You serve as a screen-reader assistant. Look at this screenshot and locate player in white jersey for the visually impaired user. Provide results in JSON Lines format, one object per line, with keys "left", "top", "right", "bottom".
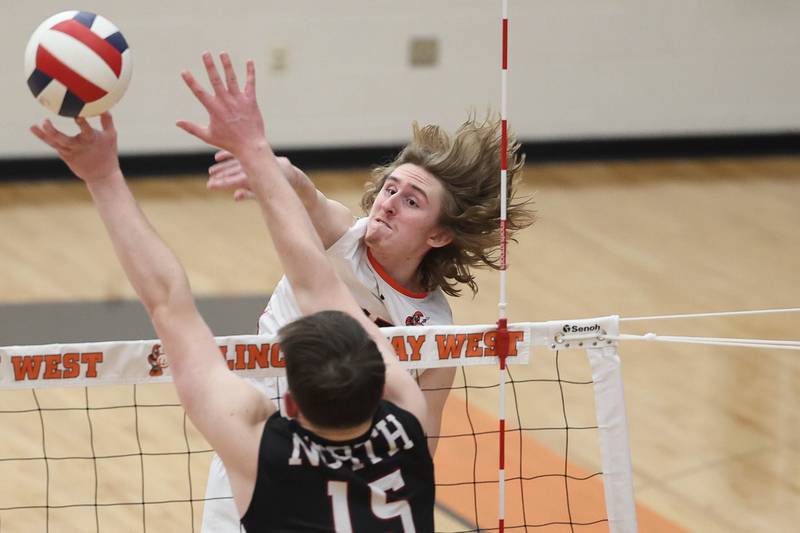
{"left": 260, "top": 217, "right": 453, "bottom": 337}
{"left": 200, "top": 113, "right": 534, "bottom": 531}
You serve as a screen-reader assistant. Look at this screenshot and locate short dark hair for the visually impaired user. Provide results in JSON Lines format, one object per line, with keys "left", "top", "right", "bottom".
{"left": 279, "top": 310, "right": 386, "bottom": 429}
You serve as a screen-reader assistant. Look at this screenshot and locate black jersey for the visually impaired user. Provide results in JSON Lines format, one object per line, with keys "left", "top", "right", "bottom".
{"left": 240, "top": 400, "right": 435, "bottom": 532}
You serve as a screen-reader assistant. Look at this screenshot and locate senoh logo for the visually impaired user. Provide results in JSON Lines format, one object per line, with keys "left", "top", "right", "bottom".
{"left": 562, "top": 324, "right": 601, "bottom": 334}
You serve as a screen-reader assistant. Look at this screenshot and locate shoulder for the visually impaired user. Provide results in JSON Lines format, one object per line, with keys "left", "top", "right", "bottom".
{"left": 427, "top": 288, "right": 453, "bottom": 322}
{"left": 326, "top": 217, "right": 367, "bottom": 254}
{"left": 258, "top": 413, "right": 301, "bottom": 471}
{"left": 378, "top": 400, "right": 428, "bottom": 441}
{"left": 394, "top": 289, "right": 453, "bottom": 327}
{"left": 264, "top": 409, "right": 288, "bottom": 430}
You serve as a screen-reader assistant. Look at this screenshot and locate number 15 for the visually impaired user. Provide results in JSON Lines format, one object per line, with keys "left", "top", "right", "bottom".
{"left": 327, "top": 469, "right": 416, "bottom": 532}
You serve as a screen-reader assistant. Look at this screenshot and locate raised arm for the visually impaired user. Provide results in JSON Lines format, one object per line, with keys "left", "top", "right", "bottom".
{"left": 30, "top": 113, "right": 273, "bottom": 515}
{"left": 177, "top": 52, "right": 429, "bottom": 432}
{"left": 207, "top": 151, "right": 354, "bottom": 248}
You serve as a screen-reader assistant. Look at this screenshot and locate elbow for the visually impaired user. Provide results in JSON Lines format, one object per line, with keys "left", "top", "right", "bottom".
{"left": 137, "top": 264, "right": 193, "bottom": 318}
{"left": 140, "top": 291, "right": 165, "bottom": 319}
{"left": 145, "top": 280, "right": 196, "bottom": 333}
{"left": 148, "top": 299, "right": 181, "bottom": 341}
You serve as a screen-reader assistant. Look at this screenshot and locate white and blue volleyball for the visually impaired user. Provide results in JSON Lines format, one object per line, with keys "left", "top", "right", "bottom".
{"left": 24, "top": 11, "right": 132, "bottom": 117}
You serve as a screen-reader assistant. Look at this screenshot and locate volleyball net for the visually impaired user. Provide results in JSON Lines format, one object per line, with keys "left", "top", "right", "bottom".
{"left": 0, "top": 316, "right": 636, "bottom": 533}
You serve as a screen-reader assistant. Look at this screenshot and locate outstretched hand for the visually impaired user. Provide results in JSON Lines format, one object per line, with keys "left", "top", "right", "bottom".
{"left": 208, "top": 150, "right": 304, "bottom": 202}
{"left": 207, "top": 150, "right": 254, "bottom": 201}
{"left": 177, "top": 52, "right": 267, "bottom": 156}
{"left": 30, "top": 113, "right": 120, "bottom": 183}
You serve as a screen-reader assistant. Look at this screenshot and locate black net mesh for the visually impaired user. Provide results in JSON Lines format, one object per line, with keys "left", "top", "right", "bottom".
{"left": 0, "top": 347, "right": 609, "bottom": 532}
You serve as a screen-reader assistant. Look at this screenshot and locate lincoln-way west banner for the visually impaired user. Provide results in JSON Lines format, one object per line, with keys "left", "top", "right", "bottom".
{"left": 0, "top": 322, "right": 538, "bottom": 390}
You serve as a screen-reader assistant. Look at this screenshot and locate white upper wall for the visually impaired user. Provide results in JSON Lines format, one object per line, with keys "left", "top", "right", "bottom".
{"left": 4, "top": 0, "right": 800, "bottom": 157}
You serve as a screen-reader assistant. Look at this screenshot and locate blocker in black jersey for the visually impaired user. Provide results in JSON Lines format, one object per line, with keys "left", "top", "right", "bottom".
{"left": 241, "top": 400, "right": 434, "bottom": 532}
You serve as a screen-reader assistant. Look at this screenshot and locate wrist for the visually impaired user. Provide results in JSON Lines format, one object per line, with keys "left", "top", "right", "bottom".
{"left": 233, "top": 138, "right": 272, "bottom": 161}
{"left": 85, "top": 167, "right": 125, "bottom": 196}
{"left": 236, "top": 143, "right": 278, "bottom": 182}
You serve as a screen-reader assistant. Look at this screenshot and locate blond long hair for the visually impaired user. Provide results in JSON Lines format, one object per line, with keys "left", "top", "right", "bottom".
{"left": 361, "top": 114, "right": 534, "bottom": 297}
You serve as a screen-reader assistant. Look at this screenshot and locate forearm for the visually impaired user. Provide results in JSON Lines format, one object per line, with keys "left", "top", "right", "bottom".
{"left": 288, "top": 165, "right": 319, "bottom": 209}
{"left": 237, "top": 146, "right": 339, "bottom": 309}
{"left": 86, "top": 170, "right": 191, "bottom": 315}
{"left": 281, "top": 164, "right": 353, "bottom": 248}
{"left": 88, "top": 170, "right": 267, "bottom": 468}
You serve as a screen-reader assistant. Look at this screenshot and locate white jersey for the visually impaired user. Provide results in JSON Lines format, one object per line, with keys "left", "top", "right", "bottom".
{"left": 258, "top": 217, "right": 453, "bottom": 335}
{"left": 202, "top": 217, "right": 453, "bottom": 533}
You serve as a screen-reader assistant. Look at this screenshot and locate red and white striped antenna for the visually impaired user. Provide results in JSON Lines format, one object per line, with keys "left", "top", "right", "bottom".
{"left": 496, "top": 0, "right": 510, "bottom": 531}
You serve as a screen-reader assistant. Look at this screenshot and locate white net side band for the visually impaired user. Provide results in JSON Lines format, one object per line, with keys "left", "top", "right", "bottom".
{"left": 587, "top": 345, "right": 638, "bottom": 533}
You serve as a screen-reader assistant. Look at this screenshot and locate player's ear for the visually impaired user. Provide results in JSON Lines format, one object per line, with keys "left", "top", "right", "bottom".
{"left": 427, "top": 227, "right": 453, "bottom": 249}
{"left": 284, "top": 392, "right": 299, "bottom": 418}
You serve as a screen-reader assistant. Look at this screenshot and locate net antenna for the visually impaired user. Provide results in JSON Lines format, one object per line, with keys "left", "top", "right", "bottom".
{"left": 496, "top": 1, "right": 511, "bottom": 531}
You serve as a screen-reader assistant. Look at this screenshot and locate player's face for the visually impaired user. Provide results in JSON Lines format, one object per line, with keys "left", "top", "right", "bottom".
{"left": 365, "top": 163, "right": 452, "bottom": 258}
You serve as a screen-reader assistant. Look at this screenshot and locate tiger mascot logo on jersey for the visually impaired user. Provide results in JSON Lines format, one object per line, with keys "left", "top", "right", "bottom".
{"left": 405, "top": 311, "right": 428, "bottom": 326}
{"left": 146, "top": 344, "right": 169, "bottom": 376}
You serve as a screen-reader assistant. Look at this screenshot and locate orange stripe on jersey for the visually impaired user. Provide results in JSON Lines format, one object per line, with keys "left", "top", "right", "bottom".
{"left": 367, "top": 248, "right": 429, "bottom": 299}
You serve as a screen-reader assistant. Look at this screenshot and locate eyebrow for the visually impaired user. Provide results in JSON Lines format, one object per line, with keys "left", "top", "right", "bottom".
{"left": 386, "top": 176, "right": 429, "bottom": 201}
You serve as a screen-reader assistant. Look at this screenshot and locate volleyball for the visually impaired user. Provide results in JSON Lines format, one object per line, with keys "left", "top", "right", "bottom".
{"left": 24, "top": 11, "right": 132, "bottom": 117}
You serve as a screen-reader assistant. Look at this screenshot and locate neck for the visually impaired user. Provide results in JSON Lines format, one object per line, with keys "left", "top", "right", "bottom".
{"left": 297, "top": 415, "right": 373, "bottom": 441}
{"left": 367, "top": 246, "right": 426, "bottom": 293}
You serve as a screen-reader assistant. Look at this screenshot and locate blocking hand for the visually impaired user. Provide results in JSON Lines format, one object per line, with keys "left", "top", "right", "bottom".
{"left": 207, "top": 149, "right": 253, "bottom": 201}
{"left": 177, "top": 52, "right": 267, "bottom": 156}
{"left": 208, "top": 150, "right": 302, "bottom": 202}
{"left": 30, "top": 113, "right": 120, "bottom": 183}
